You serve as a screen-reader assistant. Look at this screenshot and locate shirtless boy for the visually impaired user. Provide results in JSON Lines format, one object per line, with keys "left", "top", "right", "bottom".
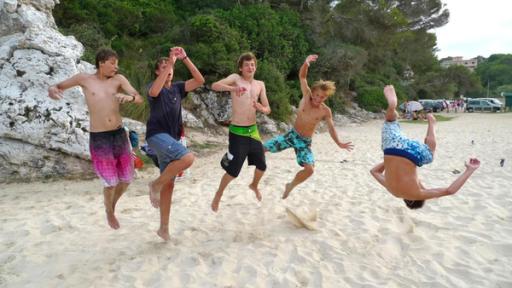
{"left": 48, "top": 48, "right": 143, "bottom": 229}
{"left": 264, "top": 54, "right": 353, "bottom": 199}
{"left": 370, "top": 85, "right": 480, "bottom": 209}
{"left": 210, "top": 52, "right": 271, "bottom": 212}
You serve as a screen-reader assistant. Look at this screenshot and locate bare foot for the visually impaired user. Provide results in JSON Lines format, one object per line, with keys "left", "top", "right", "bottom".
{"left": 426, "top": 113, "right": 436, "bottom": 124}
{"left": 106, "top": 211, "right": 120, "bottom": 230}
{"left": 149, "top": 181, "right": 160, "bottom": 208}
{"left": 249, "top": 184, "right": 262, "bottom": 202}
{"left": 383, "top": 85, "right": 397, "bottom": 109}
{"left": 157, "top": 229, "right": 170, "bottom": 241}
{"left": 282, "top": 183, "right": 293, "bottom": 199}
{"left": 211, "top": 195, "right": 221, "bottom": 212}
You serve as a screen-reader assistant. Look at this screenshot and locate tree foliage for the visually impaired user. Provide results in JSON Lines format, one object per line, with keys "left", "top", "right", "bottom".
{"left": 53, "top": 0, "right": 499, "bottom": 120}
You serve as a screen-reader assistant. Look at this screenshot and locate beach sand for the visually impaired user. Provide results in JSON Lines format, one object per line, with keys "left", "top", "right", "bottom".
{"left": 1, "top": 113, "right": 511, "bottom": 287}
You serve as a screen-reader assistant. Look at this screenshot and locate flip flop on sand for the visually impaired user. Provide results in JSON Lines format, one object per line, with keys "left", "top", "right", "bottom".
{"left": 286, "top": 207, "right": 317, "bottom": 230}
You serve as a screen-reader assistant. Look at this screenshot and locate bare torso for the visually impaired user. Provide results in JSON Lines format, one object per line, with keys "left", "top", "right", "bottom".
{"left": 293, "top": 97, "right": 328, "bottom": 137}
{"left": 80, "top": 74, "right": 125, "bottom": 132}
{"left": 384, "top": 155, "right": 422, "bottom": 198}
{"left": 230, "top": 77, "right": 264, "bottom": 126}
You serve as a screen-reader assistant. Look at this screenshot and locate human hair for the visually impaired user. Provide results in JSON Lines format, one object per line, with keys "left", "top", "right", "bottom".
{"left": 311, "top": 80, "right": 336, "bottom": 97}
{"left": 95, "top": 48, "right": 118, "bottom": 69}
{"left": 404, "top": 199, "right": 425, "bottom": 209}
{"left": 237, "top": 52, "right": 257, "bottom": 74}
{"left": 152, "top": 57, "right": 169, "bottom": 78}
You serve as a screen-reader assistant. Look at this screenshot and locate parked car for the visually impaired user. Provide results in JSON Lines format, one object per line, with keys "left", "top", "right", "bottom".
{"left": 466, "top": 99, "right": 501, "bottom": 112}
{"left": 475, "top": 98, "right": 504, "bottom": 109}
{"left": 418, "top": 99, "right": 443, "bottom": 112}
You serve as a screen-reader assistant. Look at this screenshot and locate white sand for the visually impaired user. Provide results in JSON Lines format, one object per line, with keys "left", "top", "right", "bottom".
{"left": 1, "top": 113, "right": 511, "bottom": 287}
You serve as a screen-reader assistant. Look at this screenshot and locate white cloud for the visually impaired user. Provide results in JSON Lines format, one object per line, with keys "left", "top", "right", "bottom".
{"left": 432, "top": 0, "right": 512, "bottom": 59}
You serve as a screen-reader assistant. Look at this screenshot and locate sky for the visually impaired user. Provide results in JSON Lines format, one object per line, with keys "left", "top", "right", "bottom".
{"left": 433, "top": 0, "right": 512, "bottom": 59}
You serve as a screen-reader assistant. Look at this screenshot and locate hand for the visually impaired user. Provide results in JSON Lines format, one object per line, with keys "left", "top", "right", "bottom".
{"left": 465, "top": 158, "right": 480, "bottom": 171}
{"left": 115, "top": 93, "right": 133, "bottom": 104}
{"left": 233, "top": 86, "right": 247, "bottom": 97}
{"left": 48, "top": 85, "right": 63, "bottom": 100}
{"left": 338, "top": 141, "right": 354, "bottom": 151}
{"left": 304, "top": 54, "right": 318, "bottom": 66}
{"left": 173, "top": 47, "right": 187, "bottom": 60}
{"left": 168, "top": 48, "right": 179, "bottom": 64}
{"left": 252, "top": 100, "right": 265, "bottom": 112}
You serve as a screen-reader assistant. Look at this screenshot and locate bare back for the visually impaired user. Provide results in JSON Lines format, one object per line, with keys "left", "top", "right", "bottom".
{"left": 79, "top": 74, "right": 126, "bottom": 132}
{"left": 294, "top": 95, "right": 329, "bottom": 137}
{"left": 384, "top": 155, "right": 422, "bottom": 198}
{"left": 230, "top": 75, "right": 265, "bottom": 126}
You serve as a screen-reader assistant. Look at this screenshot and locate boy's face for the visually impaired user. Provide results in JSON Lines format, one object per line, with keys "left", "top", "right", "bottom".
{"left": 99, "top": 57, "right": 118, "bottom": 78}
{"left": 310, "top": 89, "right": 328, "bottom": 107}
{"left": 156, "top": 60, "right": 173, "bottom": 82}
{"left": 239, "top": 60, "right": 256, "bottom": 78}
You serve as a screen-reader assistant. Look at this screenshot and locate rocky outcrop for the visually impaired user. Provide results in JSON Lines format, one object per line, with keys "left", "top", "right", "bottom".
{"left": 186, "top": 87, "right": 290, "bottom": 134}
{"left": 0, "top": 0, "right": 132, "bottom": 182}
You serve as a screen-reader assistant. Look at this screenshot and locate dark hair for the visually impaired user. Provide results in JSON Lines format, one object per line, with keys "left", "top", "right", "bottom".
{"left": 153, "top": 57, "right": 169, "bottom": 77}
{"left": 404, "top": 199, "right": 425, "bottom": 209}
{"left": 95, "top": 48, "right": 118, "bottom": 69}
{"left": 237, "top": 52, "right": 257, "bottom": 74}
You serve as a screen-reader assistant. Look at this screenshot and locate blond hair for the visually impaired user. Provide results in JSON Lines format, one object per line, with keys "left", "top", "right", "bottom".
{"left": 311, "top": 80, "right": 336, "bottom": 97}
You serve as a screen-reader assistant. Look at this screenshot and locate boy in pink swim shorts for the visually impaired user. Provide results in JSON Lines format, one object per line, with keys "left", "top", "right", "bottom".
{"left": 48, "top": 48, "right": 143, "bottom": 229}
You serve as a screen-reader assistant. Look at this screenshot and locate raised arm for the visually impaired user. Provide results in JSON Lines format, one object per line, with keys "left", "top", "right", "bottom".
{"left": 370, "top": 162, "right": 386, "bottom": 187}
{"left": 48, "top": 73, "right": 85, "bottom": 100}
{"left": 174, "top": 47, "right": 205, "bottom": 92}
{"left": 325, "top": 107, "right": 354, "bottom": 151}
{"left": 418, "top": 158, "right": 480, "bottom": 200}
{"left": 299, "top": 54, "right": 318, "bottom": 100}
{"left": 252, "top": 81, "right": 271, "bottom": 115}
{"left": 115, "top": 74, "right": 143, "bottom": 104}
{"left": 148, "top": 48, "right": 176, "bottom": 97}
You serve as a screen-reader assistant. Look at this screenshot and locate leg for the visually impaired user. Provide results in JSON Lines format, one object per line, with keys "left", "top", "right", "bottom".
{"left": 112, "top": 182, "right": 129, "bottom": 212}
{"left": 283, "top": 164, "right": 314, "bottom": 199}
{"left": 157, "top": 180, "right": 175, "bottom": 241}
{"left": 211, "top": 173, "right": 235, "bottom": 212}
{"left": 424, "top": 113, "right": 437, "bottom": 154}
{"left": 383, "top": 85, "right": 398, "bottom": 122}
{"left": 103, "top": 186, "right": 120, "bottom": 229}
{"left": 249, "top": 168, "right": 264, "bottom": 202}
{"left": 150, "top": 153, "right": 195, "bottom": 208}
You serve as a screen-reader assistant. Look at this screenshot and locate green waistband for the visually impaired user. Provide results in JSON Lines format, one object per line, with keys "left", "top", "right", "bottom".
{"left": 229, "top": 124, "right": 261, "bottom": 141}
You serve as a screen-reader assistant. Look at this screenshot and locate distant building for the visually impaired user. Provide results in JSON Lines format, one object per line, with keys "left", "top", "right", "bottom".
{"left": 440, "top": 56, "right": 479, "bottom": 71}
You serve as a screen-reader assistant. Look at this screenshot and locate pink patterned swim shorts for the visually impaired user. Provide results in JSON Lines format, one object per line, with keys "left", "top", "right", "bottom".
{"left": 89, "top": 127, "right": 133, "bottom": 187}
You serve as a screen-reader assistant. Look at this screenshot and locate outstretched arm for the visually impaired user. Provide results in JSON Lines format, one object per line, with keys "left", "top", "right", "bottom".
{"left": 325, "top": 107, "right": 354, "bottom": 151}
{"left": 299, "top": 54, "right": 317, "bottom": 101}
{"left": 48, "top": 73, "right": 84, "bottom": 100}
{"left": 419, "top": 158, "right": 480, "bottom": 200}
{"left": 370, "top": 162, "right": 386, "bottom": 187}
{"left": 173, "top": 47, "right": 205, "bottom": 92}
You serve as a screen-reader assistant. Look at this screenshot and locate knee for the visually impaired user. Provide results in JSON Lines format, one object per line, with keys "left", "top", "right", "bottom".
{"left": 304, "top": 165, "right": 314, "bottom": 176}
{"left": 182, "top": 153, "right": 195, "bottom": 167}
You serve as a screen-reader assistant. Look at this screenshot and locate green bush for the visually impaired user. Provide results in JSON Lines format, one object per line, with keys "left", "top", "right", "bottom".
{"left": 256, "top": 61, "right": 292, "bottom": 122}
{"left": 356, "top": 86, "right": 387, "bottom": 112}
